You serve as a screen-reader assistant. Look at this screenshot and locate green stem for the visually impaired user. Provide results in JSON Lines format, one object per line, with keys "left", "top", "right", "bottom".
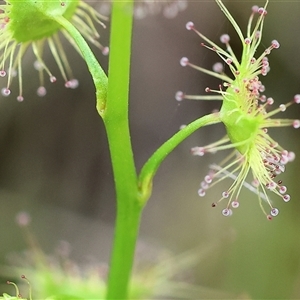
{"left": 103, "top": 1, "right": 140, "bottom": 299}
{"left": 56, "top": 7, "right": 139, "bottom": 298}
{"left": 138, "top": 113, "right": 221, "bottom": 205}
{"left": 54, "top": 16, "right": 108, "bottom": 113}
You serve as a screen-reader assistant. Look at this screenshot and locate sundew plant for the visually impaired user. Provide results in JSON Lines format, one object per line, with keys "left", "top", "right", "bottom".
{"left": 0, "top": 0, "right": 299, "bottom": 299}
{"left": 179, "top": 1, "right": 299, "bottom": 219}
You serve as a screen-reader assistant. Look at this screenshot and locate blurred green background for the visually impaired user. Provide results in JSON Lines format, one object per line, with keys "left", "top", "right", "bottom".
{"left": 0, "top": 1, "right": 300, "bottom": 299}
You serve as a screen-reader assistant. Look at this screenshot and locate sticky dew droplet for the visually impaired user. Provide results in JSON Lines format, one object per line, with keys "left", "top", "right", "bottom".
{"left": 37, "top": 86, "right": 47, "bottom": 97}
{"left": 1, "top": 87, "right": 10, "bottom": 96}
{"left": 222, "top": 208, "right": 232, "bottom": 217}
